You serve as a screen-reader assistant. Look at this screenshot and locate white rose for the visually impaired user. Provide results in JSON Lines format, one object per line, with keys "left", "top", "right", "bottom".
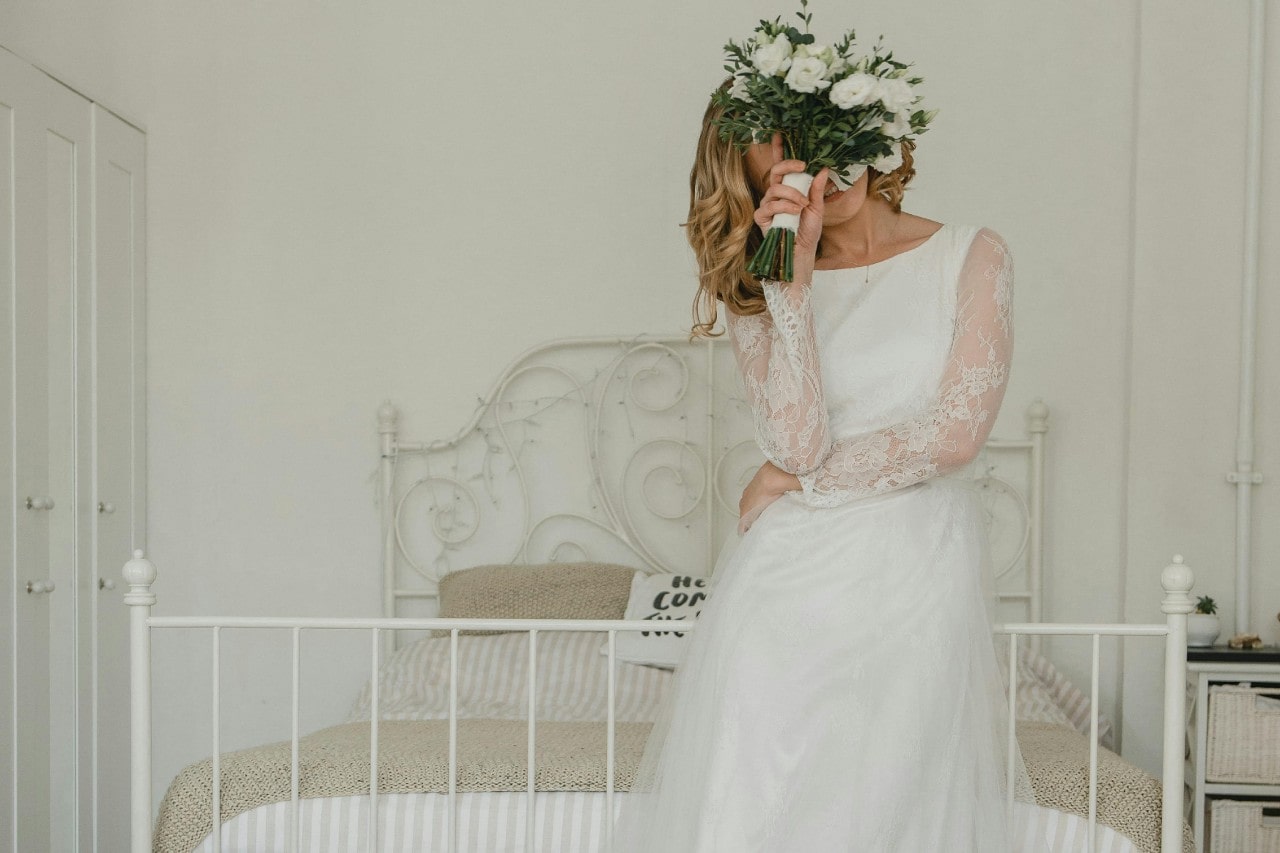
{"left": 752, "top": 34, "right": 793, "bottom": 77}
{"left": 871, "top": 142, "right": 904, "bottom": 173}
{"left": 795, "top": 43, "right": 832, "bottom": 64}
{"left": 799, "top": 45, "right": 848, "bottom": 80}
{"left": 876, "top": 76, "right": 916, "bottom": 113}
{"left": 879, "top": 111, "right": 913, "bottom": 139}
{"left": 829, "top": 73, "right": 879, "bottom": 109}
{"left": 728, "top": 73, "right": 752, "bottom": 103}
{"left": 784, "top": 56, "right": 832, "bottom": 93}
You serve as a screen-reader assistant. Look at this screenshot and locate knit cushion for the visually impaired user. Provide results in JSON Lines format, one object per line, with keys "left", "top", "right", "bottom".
{"left": 434, "top": 562, "right": 638, "bottom": 635}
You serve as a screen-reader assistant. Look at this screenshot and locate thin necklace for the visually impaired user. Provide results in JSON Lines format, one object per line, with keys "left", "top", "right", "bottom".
{"left": 864, "top": 214, "right": 902, "bottom": 285}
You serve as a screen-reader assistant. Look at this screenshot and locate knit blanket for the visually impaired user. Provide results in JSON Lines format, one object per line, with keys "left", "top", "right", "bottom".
{"left": 154, "top": 719, "right": 1190, "bottom": 853}
{"left": 1017, "top": 722, "right": 1194, "bottom": 853}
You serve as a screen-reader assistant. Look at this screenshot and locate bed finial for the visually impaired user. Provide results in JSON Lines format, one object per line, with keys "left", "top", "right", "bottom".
{"left": 122, "top": 549, "right": 157, "bottom": 606}
{"left": 377, "top": 401, "right": 399, "bottom": 434}
{"left": 1160, "top": 553, "right": 1195, "bottom": 614}
{"left": 1026, "top": 398, "right": 1049, "bottom": 434}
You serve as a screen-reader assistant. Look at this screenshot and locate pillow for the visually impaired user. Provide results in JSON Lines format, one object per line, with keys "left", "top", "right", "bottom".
{"left": 434, "top": 562, "right": 637, "bottom": 636}
{"left": 609, "top": 573, "right": 711, "bottom": 669}
{"left": 997, "top": 646, "right": 1115, "bottom": 746}
{"left": 347, "top": 630, "right": 671, "bottom": 723}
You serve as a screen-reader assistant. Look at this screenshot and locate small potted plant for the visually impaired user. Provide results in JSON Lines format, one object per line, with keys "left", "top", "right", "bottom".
{"left": 1187, "top": 595, "right": 1221, "bottom": 647}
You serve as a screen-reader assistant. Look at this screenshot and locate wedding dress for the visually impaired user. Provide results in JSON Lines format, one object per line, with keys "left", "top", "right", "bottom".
{"left": 612, "top": 223, "right": 1044, "bottom": 852}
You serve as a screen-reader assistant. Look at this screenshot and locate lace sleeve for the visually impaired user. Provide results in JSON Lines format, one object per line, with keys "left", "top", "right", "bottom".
{"left": 725, "top": 280, "right": 832, "bottom": 475}
{"left": 795, "top": 227, "right": 1015, "bottom": 507}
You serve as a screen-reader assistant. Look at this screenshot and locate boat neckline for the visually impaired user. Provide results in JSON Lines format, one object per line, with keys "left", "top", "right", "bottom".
{"left": 812, "top": 223, "right": 948, "bottom": 274}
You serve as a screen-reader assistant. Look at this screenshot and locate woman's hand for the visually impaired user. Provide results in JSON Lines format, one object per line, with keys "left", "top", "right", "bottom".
{"left": 752, "top": 132, "right": 829, "bottom": 279}
{"left": 738, "top": 460, "right": 803, "bottom": 534}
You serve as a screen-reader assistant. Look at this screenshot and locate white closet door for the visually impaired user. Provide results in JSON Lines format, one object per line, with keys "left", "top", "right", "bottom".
{"left": 2, "top": 47, "right": 93, "bottom": 852}
{"left": 89, "top": 103, "right": 146, "bottom": 853}
{"left": 0, "top": 53, "right": 17, "bottom": 853}
{"left": 46, "top": 73, "right": 93, "bottom": 853}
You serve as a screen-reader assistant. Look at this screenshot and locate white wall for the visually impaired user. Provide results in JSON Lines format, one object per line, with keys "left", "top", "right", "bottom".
{"left": 1, "top": 0, "right": 1275, "bottom": 800}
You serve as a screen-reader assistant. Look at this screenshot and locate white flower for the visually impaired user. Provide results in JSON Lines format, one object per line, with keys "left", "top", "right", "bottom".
{"left": 798, "top": 44, "right": 848, "bottom": 79}
{"left": 784, "top": 56, "right": 832, "bottom": 93}
{"left": 876, "top": 76, "right": 916, "bottom": 113}
{"left": 728, "top": 73, "right": 752, "bottom": 103}
{"left": 879, "top": 111, "right": 913, "bottom": 139}
{"left": 752, "top": 34, "right": 793, "bottom": 77}
{"left": 871, "top": 142, "right": 904, "bottom": 173}
{"left": 829, "top": 73, "right": 879, "bottom": 109}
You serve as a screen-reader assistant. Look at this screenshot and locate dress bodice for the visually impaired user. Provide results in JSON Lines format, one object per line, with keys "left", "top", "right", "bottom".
{"left": 809, "top": 223, "right": 982, "bottom": 437}
{"left": 724, "top": 221, "right": 1014, "bottom": 508}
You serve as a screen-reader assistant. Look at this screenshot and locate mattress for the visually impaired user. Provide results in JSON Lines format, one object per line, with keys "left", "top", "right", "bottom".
{"left": 194, "top": 792, "right": 1143, "bottom": 853}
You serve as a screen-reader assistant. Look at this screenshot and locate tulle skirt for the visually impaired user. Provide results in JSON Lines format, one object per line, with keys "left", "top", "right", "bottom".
{"left": 612, "top": 477, "right": 1035, "bottom": 853}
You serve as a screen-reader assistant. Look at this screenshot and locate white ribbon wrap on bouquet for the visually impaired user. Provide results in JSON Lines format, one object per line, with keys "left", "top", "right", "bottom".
{"left": 771, "top": 171, "right": 814, "bottom": 233}
{"left": 769, "top": 163, "right": 871, "bottom": 232}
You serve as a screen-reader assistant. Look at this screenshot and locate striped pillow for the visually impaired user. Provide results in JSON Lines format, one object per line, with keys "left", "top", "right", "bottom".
{"left": 347, "top": 630, "right": 670, "bottom": 722}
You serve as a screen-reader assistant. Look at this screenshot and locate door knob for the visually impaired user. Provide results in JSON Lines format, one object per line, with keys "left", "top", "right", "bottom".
{"left": 25, "top": 496, "right": 55, "bottom": 510}
{"left": 26, "top": 580, "right": 55, "bottom": 594}
{"left": 98, "top": 578, "right": 116, "bottom": 591}
{"left": 98, "top": 501, "right": 115, "bottom": 514}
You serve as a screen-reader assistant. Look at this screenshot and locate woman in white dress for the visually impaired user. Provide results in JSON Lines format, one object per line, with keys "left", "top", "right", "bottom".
{"left": 611, "top": 93, "right": 1035, "bottom": 852}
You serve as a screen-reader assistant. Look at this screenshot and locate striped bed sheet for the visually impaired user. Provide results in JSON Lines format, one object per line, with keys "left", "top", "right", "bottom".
{"left": 192, "top": 793, "right": 1142, "bottom": 853}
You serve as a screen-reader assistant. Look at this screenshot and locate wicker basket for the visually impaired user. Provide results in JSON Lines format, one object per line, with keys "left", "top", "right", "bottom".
{"left": 1209, "top": 800, "right": 1280, "bottom": 853}
{"left": 1206, "top": 684, "right": 1280, "bottom": 783}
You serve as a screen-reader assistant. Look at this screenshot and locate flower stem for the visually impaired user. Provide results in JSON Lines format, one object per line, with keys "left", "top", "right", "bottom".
{"left": 747, "top": 226, "right": 800, "bottom": 282}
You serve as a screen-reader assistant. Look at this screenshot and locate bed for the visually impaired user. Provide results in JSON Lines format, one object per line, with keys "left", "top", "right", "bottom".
{"left": 124, "top": 335, "right": 1196, "bottom": 852}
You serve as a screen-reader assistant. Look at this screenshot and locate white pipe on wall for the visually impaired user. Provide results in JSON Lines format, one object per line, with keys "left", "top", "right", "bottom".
{"left": 1230, "top": 0, "right": 1267, "bottom": 637}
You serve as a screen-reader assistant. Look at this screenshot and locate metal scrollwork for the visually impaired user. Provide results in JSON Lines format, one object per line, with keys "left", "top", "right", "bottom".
{"left": 380, "top": 336, "right": 1048, "bottom": 625}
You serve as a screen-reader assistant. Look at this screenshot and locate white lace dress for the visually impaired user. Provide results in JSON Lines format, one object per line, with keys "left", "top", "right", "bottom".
{"left": 612, "top": 223, "right": 1037, "bottom": 852}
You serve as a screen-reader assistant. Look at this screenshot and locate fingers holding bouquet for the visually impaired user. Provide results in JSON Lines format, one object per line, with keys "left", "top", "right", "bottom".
{"left": 752, "top": 134, "right": 830, "bottom": 263}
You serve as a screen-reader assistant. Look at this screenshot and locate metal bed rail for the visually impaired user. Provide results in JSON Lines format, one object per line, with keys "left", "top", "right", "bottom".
{"left": 124, "top": 551, "right": 1193, "bottom": 853}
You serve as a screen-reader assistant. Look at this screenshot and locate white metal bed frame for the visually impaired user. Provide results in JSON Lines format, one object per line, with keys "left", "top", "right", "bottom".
{"left": 125, "top": 334, "right": 1194, "bottom": 852}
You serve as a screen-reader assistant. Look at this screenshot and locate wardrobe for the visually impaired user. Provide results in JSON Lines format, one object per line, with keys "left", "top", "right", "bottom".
{"left": 1, "top": 46, "right": 147, "bottom": 852}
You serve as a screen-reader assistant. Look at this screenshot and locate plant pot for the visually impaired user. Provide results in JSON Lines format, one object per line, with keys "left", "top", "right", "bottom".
{"left": 1187, "top": 613, "right": 1221, "bottom": 648}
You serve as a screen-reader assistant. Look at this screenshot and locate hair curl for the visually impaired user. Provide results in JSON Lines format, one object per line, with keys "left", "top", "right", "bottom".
{"left": 685, "top": 84, "right": 918, "bottom": 338}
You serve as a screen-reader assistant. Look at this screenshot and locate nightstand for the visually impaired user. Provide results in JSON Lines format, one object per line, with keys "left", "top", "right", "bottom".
{"left": 1187, "top": 645, "right": 1280, "bottom": 852}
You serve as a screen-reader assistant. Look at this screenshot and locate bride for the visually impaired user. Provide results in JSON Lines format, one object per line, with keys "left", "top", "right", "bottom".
{"left": 611, "top": 87, "right": 1037, "bottom": 852}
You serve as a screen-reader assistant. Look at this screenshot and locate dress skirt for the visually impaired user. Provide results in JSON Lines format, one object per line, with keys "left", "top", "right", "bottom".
{"left": 611, "top": 476, "right": 1024, "bottom": 853}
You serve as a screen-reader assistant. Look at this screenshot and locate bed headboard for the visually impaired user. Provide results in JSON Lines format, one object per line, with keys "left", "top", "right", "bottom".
{"left": 378, "top": 334, "right": 1048, "bottom": 626}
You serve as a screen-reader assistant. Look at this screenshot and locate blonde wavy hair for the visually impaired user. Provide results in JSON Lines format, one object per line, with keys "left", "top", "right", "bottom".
{"left": 685, "top": 84, "right": 918, "bottom": 338}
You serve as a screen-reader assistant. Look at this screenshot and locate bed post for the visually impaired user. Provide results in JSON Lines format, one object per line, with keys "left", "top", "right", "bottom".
{"left": 1160, "top": 554, "right": 1193, "bottom": 853}
{"left": 123, "top": 549, "right": 158, "bottom": 853}
{"left": 1026, "top": 398, "right": 1049, "bottom": 653}
{"left": 378, "top": 402, "right": 399, "bottom": 655}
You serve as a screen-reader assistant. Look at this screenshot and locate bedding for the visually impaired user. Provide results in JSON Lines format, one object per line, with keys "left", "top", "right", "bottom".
{"left": 609, "top": 573, "right": 709, "bottom": 669}
{"left": 165, "top": 718, "right": 1184, "bottom": 853}
{"left": 433, "top": 563, "right": 637, "bottom": 636}
{"left": 348, "top": 630, "right": 1111, "bottom": 739}
{"left": 189, "top": 794, "right": 1150, "bottom": 853}
{"left": 160, "top": 631, "right": 1178, "bottom": 853}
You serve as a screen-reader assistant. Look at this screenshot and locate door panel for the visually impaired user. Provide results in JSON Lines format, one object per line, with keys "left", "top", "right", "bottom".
{"left": 2, "top": 46, "right": 94, "bottom": 852}
{"left": 7, "top": 48, "right": 55, "bottom": 853}
{"left": 90, "top": 104, "right": 145, "bottom": 853}
{"left": 0, "top": 77, "right": 16, "bottom": 853}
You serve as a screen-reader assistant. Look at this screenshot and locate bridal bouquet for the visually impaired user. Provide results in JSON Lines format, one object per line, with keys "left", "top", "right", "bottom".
{"left": 713, "top": 1, "right": 939, "bottom": 281}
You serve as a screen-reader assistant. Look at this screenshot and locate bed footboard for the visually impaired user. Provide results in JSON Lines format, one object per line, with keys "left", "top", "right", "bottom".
{"left": 123, "top": 551, "right": 1194, "bottom": 853}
